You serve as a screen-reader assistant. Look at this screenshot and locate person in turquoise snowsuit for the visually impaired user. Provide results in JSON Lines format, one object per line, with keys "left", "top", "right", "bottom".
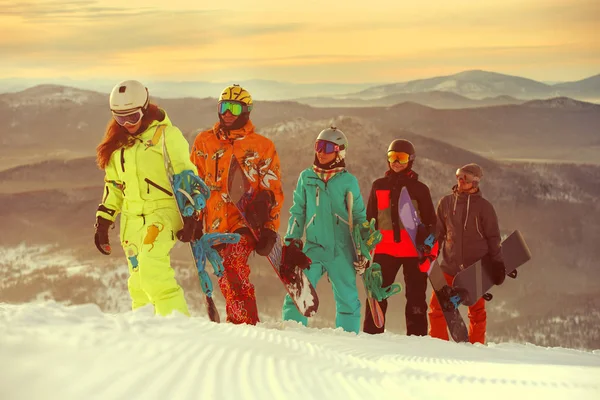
{"left": 282, "top": 126, "right": 370, "bottom": 333}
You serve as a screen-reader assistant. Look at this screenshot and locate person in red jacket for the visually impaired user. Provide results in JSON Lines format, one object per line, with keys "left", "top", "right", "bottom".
{"left": 363, "top": 140, "right": 436, "bottom": 335}
{"left": 429, "top": 163, "right": 506, "bottom": 344}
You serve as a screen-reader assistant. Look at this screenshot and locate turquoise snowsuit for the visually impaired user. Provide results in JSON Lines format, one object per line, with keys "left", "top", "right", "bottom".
{"left": 282, "top": 168, "right": 368, "bottom": 333}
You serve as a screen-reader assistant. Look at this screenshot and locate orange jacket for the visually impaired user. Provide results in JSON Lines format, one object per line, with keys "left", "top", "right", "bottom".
{"left": 190, "top": 120, "right": 283, "bottom": 234}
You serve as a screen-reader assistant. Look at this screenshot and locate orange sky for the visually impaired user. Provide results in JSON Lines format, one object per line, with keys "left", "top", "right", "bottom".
{"left": 0, "top": 0, "right": 598, "bottom": 83}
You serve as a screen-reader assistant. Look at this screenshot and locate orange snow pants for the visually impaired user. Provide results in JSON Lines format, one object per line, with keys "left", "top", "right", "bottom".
{"left": 428, "top": 272, "right": 487, "bottom": 344}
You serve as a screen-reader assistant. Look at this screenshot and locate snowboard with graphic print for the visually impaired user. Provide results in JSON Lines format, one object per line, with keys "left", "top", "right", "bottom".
{"left": 229, "top": 157, "right": 319, "bottom": 317}
{"left": 398, "top": 186, "right": 469, "bottom": 343}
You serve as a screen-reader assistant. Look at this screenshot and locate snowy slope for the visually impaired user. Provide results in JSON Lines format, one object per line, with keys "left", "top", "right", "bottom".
{"left": 1, "top": 302, "right": 599, "bottom": 400}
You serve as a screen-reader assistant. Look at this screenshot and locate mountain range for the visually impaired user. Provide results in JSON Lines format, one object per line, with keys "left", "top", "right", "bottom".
{"left": 1, "top": 70, "right": 599, "bottom": 106}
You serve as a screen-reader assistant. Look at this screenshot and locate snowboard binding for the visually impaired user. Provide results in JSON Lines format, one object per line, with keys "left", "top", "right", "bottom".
{"left": 363, "top": 263, "right": 402, "bottom": 302}
{"left": 281, "top": 239, "right": 311, "bottom": 282}
{"left": 436, "top": 285, "right": 465, "bottom": 311}
{"left": 173, "top": 170, "right": 211, "bottom": 217}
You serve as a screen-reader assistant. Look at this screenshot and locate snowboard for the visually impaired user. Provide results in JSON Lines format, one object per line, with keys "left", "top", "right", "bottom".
{"left": 452, "top": 230, "right": 531, "bottom": 306}
{"left": 228, "top": 157, "right": 319, "bottom": 317}
{"left": 346, "top": 191, "right": 385, "bottom": 329}
{"left": 161, "top": 127, "right": 239, "bottom": 323}
{"left": 398, "top": 186, "right": 469, "bottom": 343}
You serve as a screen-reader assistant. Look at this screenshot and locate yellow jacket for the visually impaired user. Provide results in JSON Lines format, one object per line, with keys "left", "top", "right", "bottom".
{"left": 96, "top": 111, "right": 197, "bottom": 221}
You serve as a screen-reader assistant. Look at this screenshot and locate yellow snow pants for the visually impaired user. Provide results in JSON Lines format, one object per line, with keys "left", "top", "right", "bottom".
{"left": 120, "top": 206, "right": 189, "bottom": 317}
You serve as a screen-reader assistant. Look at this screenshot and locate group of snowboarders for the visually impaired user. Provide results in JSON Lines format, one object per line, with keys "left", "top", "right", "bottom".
{"left": 94, "top": 80, "right": 507, "bottom": 344}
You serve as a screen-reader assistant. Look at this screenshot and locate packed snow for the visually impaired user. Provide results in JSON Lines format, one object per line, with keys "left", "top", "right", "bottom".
{"left": 1, "top": 302, "right": 599, "bottom": 400}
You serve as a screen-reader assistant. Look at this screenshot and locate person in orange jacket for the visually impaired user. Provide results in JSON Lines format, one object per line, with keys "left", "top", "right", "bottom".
{"left": 429, "top": 163, "right": 506, "bottom": 344}
{"left": 189, "top": 84, "right": 284, "bottom": 325}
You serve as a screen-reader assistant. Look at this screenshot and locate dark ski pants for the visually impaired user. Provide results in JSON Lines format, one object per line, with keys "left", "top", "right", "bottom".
{"left": 363, "top": 254, "right": 428, "bottom": 335}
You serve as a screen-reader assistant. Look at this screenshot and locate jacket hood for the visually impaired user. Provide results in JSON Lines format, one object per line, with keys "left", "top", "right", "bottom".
{"left": 213, "top": 119, "right": 255, "bottom": 141}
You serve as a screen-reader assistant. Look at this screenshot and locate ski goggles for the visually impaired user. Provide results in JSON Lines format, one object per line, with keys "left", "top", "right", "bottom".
{"left": 455, "top": 169, "right": 479, "bottom": 183}
{"left": 218, "top": 101, "right": 251, "bottom": 116}
{"left": 387, "top": 151, "right": 412, "bottom": 164}
{"left": 112, "top": 108, "right": 143, "bottom": 126}
{"left": 315, "top": 140, "right": 340, "bottom": 154}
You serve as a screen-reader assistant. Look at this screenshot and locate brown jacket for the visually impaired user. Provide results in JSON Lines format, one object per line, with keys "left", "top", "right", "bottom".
{"left": 436, "top": 186, "right": 502, "bottom": 276}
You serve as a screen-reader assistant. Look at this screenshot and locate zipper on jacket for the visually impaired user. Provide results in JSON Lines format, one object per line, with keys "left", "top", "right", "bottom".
{"left": 120, "top": 148, "right": 125, "bottom": 172}
{"left": 475, "top": 217, "right": 484, "bottom": 238}
{"left": 316, "top": 187, "right": 320, "bottom": 206}
{"left": 307, "top": 214, "right": 316, "bottom": 227}
{"left": 288, "top": 218, "right": 300, "bottom": 236}
{"left": 335, "top": 214, "right": 350, "bottom": 226}
{"left": 145, "top": 178, "right": 173, "bottom": 196}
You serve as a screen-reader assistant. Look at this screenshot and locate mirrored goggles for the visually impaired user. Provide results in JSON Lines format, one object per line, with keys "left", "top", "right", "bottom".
{"left": 455, "top": 169, "right": 479, "bottom": 183}
{"left": 112, "top": 109, "right": 143, "bottom": 126}
{"left": 387, "top": 151, "right": 411, "bottom": 164}
{"left": 315, "top": 140, "right": 340, "bottom": 154}
{"left": 218, "top": 101, "right": 251, "bottom": 116}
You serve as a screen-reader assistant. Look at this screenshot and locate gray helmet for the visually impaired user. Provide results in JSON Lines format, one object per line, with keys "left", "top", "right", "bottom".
{"left": 316, "top": 126, "right": 348, "bottom": 158}
{"left": 456, "top": 163, "right": 483, "bottom": 187}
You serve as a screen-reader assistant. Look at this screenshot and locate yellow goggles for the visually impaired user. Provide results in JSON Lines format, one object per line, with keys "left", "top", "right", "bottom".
{"left": 387, "top": 151, "right": 411, "bottom": 164}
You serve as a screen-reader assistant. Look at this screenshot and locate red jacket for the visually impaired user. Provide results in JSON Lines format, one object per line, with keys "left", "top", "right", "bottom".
{"left": 367, "top": 170, "right": 436, "bottom": 258}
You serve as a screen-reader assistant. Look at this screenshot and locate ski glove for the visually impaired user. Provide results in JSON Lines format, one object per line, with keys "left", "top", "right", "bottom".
{"left": 490, "top": 259, "right": 506, "bottom": 285}
{"left": 255, "top": 228, "right": 278, "bottom": 256}
{"left": 282, "top": 239, "right": 311, "bottom": 270}
{"left": 416, "top": 224, "right": 433, "bottom": 248}
{"left": 177, "top": 214, "right": 203, "bottom": 243}
{"left": 353, "top": 255, "right": 369, "bottom": 275}
{"left": 94, "top": 216, "right": 112, "bottom": 255}
{"left": 246, "top": 190, "right": 275, "bottom": 230}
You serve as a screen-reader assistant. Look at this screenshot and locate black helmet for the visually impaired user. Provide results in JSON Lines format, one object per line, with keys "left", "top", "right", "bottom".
{"left": 387, "top": 139, "right": 415, "bottom": 156}
{"left": 387, "top": 139, "right": 416, "bottom": 171}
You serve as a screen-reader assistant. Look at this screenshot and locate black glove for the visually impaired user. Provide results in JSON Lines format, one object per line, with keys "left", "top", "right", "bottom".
{"left": 282, "top": 239, "right": 311, "bottom": 270}
{"left": 177, "top": 214, "right": 203, "bottom": 243}
{"left": 94, "top": 216, "right": 112, "bottom": 255}
{"left": 416, "top": 224, "right": 430, "bottom": 248}
{"left": 490, "top": 259, "right": 506, "bottom": 285}
{"left": 246, "top": 190, "right": 275, "bottom": 230}
{"left": 255, "top": 228, "right": 277, "bottom": 256}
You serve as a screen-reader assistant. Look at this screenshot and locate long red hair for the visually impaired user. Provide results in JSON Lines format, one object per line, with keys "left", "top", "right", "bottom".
{"left": 96, "top": 104, "right": 165, "bottom": 169}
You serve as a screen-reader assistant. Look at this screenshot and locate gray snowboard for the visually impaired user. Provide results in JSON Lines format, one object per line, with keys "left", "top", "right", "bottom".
{"left": 452, "top": 230, "right": 531, "bottom": 306}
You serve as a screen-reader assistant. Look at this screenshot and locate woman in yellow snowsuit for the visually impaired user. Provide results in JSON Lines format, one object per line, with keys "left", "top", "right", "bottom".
{"left": 94, "top": 80, "right": 197, "bottom": 316}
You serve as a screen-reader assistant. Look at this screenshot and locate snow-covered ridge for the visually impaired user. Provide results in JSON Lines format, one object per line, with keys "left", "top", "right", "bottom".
{"left": 0, "top": 301, "right": 599, "bottom": 400}
{"left": 0, "top": 84, "right": 103, "bottom": 108}
{"left": 523, "top": 97, "right": 600, "bottom": 110}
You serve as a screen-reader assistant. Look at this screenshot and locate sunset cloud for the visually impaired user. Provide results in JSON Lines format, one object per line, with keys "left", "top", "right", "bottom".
{"left": 0, "top": 0, "right": 598, "bottom": 83}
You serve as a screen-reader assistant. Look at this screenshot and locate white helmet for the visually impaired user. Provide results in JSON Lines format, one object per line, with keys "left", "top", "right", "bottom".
{"left": 316, "top": 126, "right": 348, "bottom": 159}
{"left": 109, "top": 80, "right": 149, "bottom": 113}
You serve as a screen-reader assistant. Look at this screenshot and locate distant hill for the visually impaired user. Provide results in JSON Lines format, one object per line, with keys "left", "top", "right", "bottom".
{"left": 293, "top": 91, "right": 524, "bottom": 109}
{"left": 342, "top": 70, "right": 600, "bottom": 102}
{"left": 1, "top": 86, "right": 599, "bottom": 171}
